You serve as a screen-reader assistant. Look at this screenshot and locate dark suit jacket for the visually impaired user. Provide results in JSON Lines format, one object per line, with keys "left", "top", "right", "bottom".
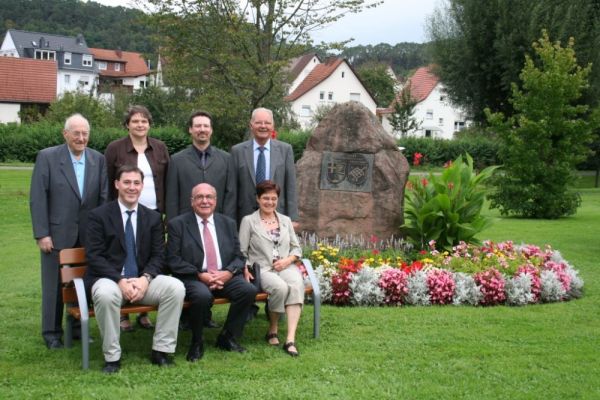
{"left": 104, "top": 135, "right": 169, "bottom": 213}
{"left": 166, "top": 211, "right": 245, "bottom": 281}
{"left": 30, "top": 144, "right": 108, "bottom": 249}
{"left": 224, "top": 139, "right": 298, "bottom": 223}
{"left": 165, "top": 145, "right": 230, "bottom": 221}
{"left": 84, "top": 200, "right": 165, "bottom": 294}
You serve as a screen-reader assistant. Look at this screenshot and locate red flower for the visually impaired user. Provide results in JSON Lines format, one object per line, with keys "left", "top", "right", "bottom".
{"left": 271, "top": 130, "right": 278, "bottom": 139}
{"left": 447, "top": 182, "right": 454, "bottom": 190}
{"left": 413, "top": 152, "right": 423, "bottom": 166}
{"left": 421, "top": 178, "right": 429, "bottom": 187}
{"left": 443, "top": 160, "right": 453, "bottom": 168}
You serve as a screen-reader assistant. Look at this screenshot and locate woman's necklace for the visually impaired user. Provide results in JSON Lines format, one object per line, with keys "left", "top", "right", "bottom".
{"left": 261, "top": 218, "right": 277, "bottom": 225}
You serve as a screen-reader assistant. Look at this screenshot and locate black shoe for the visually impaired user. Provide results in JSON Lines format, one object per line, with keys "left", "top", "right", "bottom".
{"left": 283, "top": 341, "right": 299, "bottom": 357}
{"left": 102, "top": 360, "right": 121, "bottom": 373}
{"left": 204, "top": 319, "right": 220, "bottom": 329}
{"left": 44, "top": 338, "right": 64, "bottom": 349}
{"left": 246, "top": 304, "right": 260, "bottom": 323}
{"left": 186, "top": 340, "right": 204, "bottom": 362}
{"left": 150, "top": 350, "right": 174, "bottom": 367}
{"left": 216, "top": 332, "right": 247, "bottom": 353}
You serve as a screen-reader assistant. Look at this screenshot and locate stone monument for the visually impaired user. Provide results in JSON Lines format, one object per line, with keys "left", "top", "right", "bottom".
{"left": 296, "top": 101, "right": 410, "bottom": 239}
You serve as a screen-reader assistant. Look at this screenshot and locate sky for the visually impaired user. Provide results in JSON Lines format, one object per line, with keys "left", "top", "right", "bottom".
{"left": 88, "top": 0, "right": 440, "bottom": 45}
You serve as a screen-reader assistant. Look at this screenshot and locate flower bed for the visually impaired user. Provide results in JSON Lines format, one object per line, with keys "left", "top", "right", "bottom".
{"left": 308, "top": 241, "right": 584, "bottom": 306}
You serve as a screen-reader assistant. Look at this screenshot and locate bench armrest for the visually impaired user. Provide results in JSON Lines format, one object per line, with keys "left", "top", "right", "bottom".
{"left": 73, "top": 278, "right": 90, "bottom": 322}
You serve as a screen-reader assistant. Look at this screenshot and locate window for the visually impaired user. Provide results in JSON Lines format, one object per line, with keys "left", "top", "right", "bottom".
{"left": 63, "top": 52, "right": 71, "bottom": 65}
{"left": 438, "top": 117, "right": 444, "bottom": 126}
{"left": 426, "top": 110, "right": 433, "bottom": 119}
{"left": 341, "top": 71, "right": 345, "bottom": 78}
{"left": 64, "top": 74, "right": 70, "bottom": 84}
{"left": 82, "top": 54, "right": 92, "bottom": 67}
{"left": 96, "top": 61, "right": 107, "bottom": 70}
{"left": 319, "top": 91, "right": 325, "bottom": 100}
{"left": 350, "top": 92, "right": 361, "bottom": 102}
{"left": 77, "top": 76, "right": 90, "bottom": 87}
{"left": 34, "top": 50, "right": 56, "bottom": 61}
{"left": 425, "top": 130, "right": 432, "bottom": 138}
{"left": 439, "top": 95, "right": 446, "bottom": 102}
{"left": 301, "top": 105, "right": 312, "bottom": 117}
{"left": 328, "top": 92, "right": 333, "bottom": 101}
{"left": 114, "top": 63, "right": 121, "bottom": 71}
{"left": 454, "top": 121, "right": 466, "bottom": 132}
{"left": 139, "top": 80, "right": 147, "bottom": 88}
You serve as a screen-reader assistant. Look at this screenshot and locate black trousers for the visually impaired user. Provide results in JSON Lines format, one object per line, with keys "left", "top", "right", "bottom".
{"left": 184, "top": 274, "right": 257, "bottom": 342}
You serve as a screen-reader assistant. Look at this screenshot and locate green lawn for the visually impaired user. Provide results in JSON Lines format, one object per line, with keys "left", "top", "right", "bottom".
{"left": 1, "top": 169, "right": 599, "bottom": 399}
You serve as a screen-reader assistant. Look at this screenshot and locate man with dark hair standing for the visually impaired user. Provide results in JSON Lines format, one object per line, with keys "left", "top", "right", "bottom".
{"left": 85, "top": 165, "right": 185, "bottom": 373}
{"left": 165, "top": 110, "right": 230, "bottom": 221}
{"left": 30, "top": 113, "right": 108, "bottom": 349}
{"left": 224, "top": 107, "right": 298, "bottom": 227}
{"left": 167, "top": 183, "right": 257, "bottom": 362}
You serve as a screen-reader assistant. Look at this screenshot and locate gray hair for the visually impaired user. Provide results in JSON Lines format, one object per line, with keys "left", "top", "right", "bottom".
{"left": 64, "top": 113, "right": 90, "bottom": 132}
{"left": 250, "top": 107, "right": 274, "bottom": 123}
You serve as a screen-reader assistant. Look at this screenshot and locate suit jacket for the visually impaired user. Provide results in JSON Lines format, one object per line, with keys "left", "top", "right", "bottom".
{"left": 166, "top": 211, "right": 245, "bottom": 281}
{"left": 224, "top": 139, "right": 298, "bottom": 223}
{"left": 84, "top": 200, "right": 165, "bottom": 293}
{"left": 165, "top": 145, "right": 230, "bottom": 221}
{"left": 238, "top": 210, "right": 302, "bottom": 273}
{"left": 30, "top": 144, "right": 108, "bottom": 249}
{"left": 104, "top": 135, "right": 170, "bottom": 213}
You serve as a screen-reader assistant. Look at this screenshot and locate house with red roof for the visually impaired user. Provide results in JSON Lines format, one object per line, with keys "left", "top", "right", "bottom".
{"left": 89, "top": 48, "right": 150, "bottom": 100}
{"left": 0, "top": 57, "right": 57, "bottom": 123}
{"left": 378, "top": 66, "right": 470, "bottom": 139}
{"left": 285, "top": 57, "right": 377, "bottom": 129}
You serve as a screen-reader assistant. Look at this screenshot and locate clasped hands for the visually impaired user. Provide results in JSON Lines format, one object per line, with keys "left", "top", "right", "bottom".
{"left": 118, "top": 277, "right": 149, "bottom": 303}
{"left": 198, "top": 270, "right": 233, "bottom": 290}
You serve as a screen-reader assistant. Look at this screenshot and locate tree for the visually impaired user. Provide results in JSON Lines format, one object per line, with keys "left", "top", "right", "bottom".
{"left": 46, "top": 92, "right": 118, "bottom": 128}
{"left": 145, "top": 0, "right": 382, "bottom": 146}
{"left": 486, "top": 31, "right": 599, "bottom": 219}
{"left": 389, "top": 84, "right": 420, "bottom": 136}
{"left": 427, "top": 0, "right": 600, "bottom": 123}
{"left": 356, "top": 62, "right": 395, "bottom": 107}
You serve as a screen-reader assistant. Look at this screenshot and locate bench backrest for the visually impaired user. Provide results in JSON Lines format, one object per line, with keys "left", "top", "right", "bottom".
{"left": 59, "top": 247, "right": 87, "bottom": 304}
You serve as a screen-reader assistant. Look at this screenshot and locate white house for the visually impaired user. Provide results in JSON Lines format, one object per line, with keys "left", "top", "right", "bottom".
{"left": 285, "top": 57, "right": 377, "bottom": 129}
{"left": 1, "top": 29, "right": 96, "bottom": 96}
{"left": 0, "top": 57, "right": 56, "bottom": 123}
{"left": 379, "top": 66, "right": 470, "bottom": 139}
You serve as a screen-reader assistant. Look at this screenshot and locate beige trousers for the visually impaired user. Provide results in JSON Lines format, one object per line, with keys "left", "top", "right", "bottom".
{"left": 260, "top": 265, "right": 305, "bottom": 314}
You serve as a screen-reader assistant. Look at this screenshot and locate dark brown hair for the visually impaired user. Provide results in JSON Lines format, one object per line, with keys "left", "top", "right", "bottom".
{"left": 256, "top": 180, "right": 280, "bottom": 197}
{"left": 115, "top": 164, "right": 144, "bottom": 182}
{"left": 123, "top": 105, "right": 152, "bottom": 128}
{"left": 188, "top": 110, "right": 213, "bottom": 128}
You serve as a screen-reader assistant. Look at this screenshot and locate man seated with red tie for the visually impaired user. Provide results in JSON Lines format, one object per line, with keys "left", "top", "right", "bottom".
{"left": 84, "top": 165, "right": 185, "bottom": 373}
{"left": 166, "top": 183, "right": 258, "bottom": 362}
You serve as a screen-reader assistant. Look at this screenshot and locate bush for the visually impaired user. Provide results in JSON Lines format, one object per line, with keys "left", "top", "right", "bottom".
{"left": 277, "top": 129, "right": 311, "bottom": 162}
{"left": 402, "top": 153, "right": 498, "bottom": 250}
{"left": 397, "top": 135, "right": 500, "bottom": 169}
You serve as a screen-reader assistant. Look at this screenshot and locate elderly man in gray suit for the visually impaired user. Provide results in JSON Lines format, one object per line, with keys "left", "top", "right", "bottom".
{"left": 165, "top": 110, "right": 230, "bottom": 221}
{"left": 224, "top": 108, "right": 298, "bottom": 227}
{"left": 30, "top": 113, "right": 108, "bottom": 349}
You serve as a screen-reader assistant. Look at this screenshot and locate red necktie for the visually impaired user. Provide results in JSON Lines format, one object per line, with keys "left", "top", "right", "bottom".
{"left": 202, "top": 219, "right": 218, "bottom": 272}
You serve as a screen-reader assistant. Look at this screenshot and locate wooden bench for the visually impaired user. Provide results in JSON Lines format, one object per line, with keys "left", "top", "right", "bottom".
{"left": 59, "top": 247, "right": 321, "bottom": 369}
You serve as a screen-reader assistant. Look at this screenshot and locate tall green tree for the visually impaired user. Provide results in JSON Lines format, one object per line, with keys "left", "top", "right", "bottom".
{"left": 356, "top": 62, "right": 395, "bottom": 107}
{"left": 487, "top": 31, "right": 598, "bottom": 218}
{"left": 427, "top": 0, "right": 600, "bottom": 123}
{"left": 145, "top": 0, "right": 382, "bottom": 146}
{"left": 389, "top": 85, "right": 420, "bottom": 136}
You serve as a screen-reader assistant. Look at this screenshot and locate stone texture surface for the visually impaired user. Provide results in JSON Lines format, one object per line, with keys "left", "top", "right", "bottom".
{"left": 296, "top": 101, "right": 410, "bottom": 239}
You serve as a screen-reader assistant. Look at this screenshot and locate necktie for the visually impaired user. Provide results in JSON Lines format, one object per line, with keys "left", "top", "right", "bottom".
{"left": 124, "top": 210, "right": 138, "bottom": 278}
{"left": 256, "top": 146, "right": 266, "bottom": 183}
{"left": 202, "top": 219, "right": 218, "bottom": 273}
{"left": 201, "top": 151, "right": 208, "bottom": 168}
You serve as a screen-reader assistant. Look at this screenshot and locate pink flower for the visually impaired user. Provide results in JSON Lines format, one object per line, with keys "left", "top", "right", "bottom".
{"left": 427, "top": 269, "right": 455, "bottom": 305}
{"left": 331, "top": 271, "right": 353, "bottom": 305}
{"left": 543, "top": 261, "right": 571, "bottom": 292}
{"left": 474, "top": 268, "right": 506, "bottom": 305}
{"left": 413, "top": 152, "right": 423, "bottom": 166}
{"left": 379, "top": 269, "right": 409, "bottom": 305}
{"left": 516, "top": 265, "right": 541, "bottom": 301}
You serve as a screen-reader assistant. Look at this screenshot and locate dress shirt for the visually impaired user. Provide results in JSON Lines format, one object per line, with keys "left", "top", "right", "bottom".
{"left": 137, "top": 153, "right": 157, "bottom": 210}
{"left": 253, "top": 139, "right": 270, "bottom": 180}
{"left": 193, "top": 145, "right": 212, "bottom": 167}
{"left": 69, "top": 150, "right": 86, "bottom": 197}
{"left": 195, "top": 213, "right": 223, "bottom": 271}
{"left": 118, "top": 200, "right": 138, "bottom": 275}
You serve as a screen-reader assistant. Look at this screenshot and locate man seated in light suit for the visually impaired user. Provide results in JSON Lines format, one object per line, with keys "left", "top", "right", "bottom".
{"left": 84, "top": 165, "right": 185, "bottom": 373}
{"left": 166, "top": 183, "right": 258, "bottom": 362}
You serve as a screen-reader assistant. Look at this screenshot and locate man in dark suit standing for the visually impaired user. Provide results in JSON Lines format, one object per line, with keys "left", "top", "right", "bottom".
{"left": 224, "top": 108, "right": 299, "bottom": 227}
{"left": 165, "top": 110, "right": 230, "bottom": 221}
{"left": 167, "top": 183, "right": 258, "bottom": 362}
{"left": 84, "top": 165, "right": 185, "bottom": 373}
{"left": 30, "top": 113, "right": 108, "bottom": 349}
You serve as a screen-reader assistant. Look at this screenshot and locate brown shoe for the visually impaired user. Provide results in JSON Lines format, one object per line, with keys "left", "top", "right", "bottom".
{"left": 120, "top": 316, "right": 133, "bottom": 332}
{"left": 136, "top": 314, "right": 154, "bottom": 329}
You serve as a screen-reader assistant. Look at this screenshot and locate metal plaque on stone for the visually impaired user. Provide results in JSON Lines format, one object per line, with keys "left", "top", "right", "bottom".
{"left": 320, "top": 151, "right": 373, "bottom": 192}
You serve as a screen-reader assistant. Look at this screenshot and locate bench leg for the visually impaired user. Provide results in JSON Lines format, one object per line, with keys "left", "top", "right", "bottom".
{"left": 65, "top": 315, "right": 74, "bottom": 348}
{"left": 313, "top": 292, "right": 321, "bottom": 339}
{"left": 81, "top": 318, "right": 90, "bottom": 370}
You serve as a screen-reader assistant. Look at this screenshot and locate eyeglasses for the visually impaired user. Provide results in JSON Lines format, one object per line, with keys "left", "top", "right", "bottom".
{"left": 192, "top": 194, "right": 216, "bottom": 201}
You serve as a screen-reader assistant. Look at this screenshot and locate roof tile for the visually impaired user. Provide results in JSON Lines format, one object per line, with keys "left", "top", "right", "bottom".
{"left": 0, "top": 57, "right": 56, "bottom": 103}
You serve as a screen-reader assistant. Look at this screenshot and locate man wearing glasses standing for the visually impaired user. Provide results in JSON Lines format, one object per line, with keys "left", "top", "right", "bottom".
{"left": 166, "top": 183, "right": 257, "bottom": 362}
{"left": 30, "top": 113, "right": 108, "bottom": 349}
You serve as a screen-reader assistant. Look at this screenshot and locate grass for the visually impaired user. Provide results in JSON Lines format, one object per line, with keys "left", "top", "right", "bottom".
{"left": 1, "top": 169, "right": 599, "bottom": 399}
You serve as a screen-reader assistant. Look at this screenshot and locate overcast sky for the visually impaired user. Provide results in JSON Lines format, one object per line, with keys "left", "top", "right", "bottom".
{"left": 89, "top": 0, "right": 440, "bottom": 45}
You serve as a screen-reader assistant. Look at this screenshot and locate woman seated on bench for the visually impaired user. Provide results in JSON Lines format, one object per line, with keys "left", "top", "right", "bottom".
{"left": 238, "top": 180, "right": 303, "bottom": 357}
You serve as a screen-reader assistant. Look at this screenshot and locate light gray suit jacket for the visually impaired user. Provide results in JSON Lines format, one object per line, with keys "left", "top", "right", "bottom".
{"left": 224, "top": 139, "right": 298, "bottom": 223}
{"left": 165, "top": 145, "right": 230, "bottom": 221}
{"left": 238, "top": 210, "right": 302, "bottom": 273}
{"left": 30, "top": 144, "right": 108, "bottom": 249}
